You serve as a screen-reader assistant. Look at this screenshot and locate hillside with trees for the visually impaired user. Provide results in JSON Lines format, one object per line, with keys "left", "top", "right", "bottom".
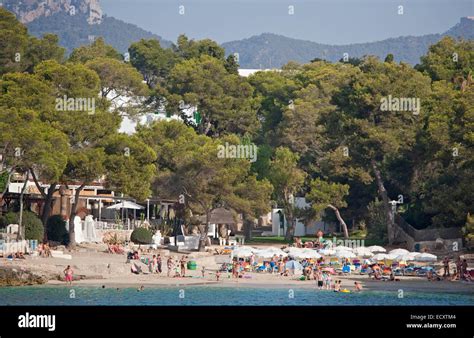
{"left": 0, "top": 7, "right": 472, "bottom": 246}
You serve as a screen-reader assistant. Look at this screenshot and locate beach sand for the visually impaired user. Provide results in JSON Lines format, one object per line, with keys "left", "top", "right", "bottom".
{"left": 3, "top": 244, "right": 473, "bottom": 294}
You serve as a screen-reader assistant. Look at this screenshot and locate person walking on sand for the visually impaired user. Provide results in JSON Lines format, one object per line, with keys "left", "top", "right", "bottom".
{"left": 443, "top": 256, "right": 450, "bottom": 277}
{"left": 202, "top": 266, "right": 206, "bottom": 278}
{"left": 156, "top": 254, "right": 162, "bottom": 274}
{"left": 64, "top": 265, "right": 73, "bottom": 285}
{"left": 167, "top": 257, "right": 173, "bottom": 277}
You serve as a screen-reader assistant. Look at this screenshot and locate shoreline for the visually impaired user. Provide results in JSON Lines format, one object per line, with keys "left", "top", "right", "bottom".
{"left": 38, "top": 274, "right": 474, "bottom": 294}
{"left": 2, "top": 245, "right": 473, "bottom": 295}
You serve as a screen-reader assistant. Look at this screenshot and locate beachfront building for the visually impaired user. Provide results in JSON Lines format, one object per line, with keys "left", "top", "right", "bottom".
{"left": 271, "top": 197, "right": 334, "bottom": 237}
{"left": 1, "top": 173, "right": 162, "bottom": 229}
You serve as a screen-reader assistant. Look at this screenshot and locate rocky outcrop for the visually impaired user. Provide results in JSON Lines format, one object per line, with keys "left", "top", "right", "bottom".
{"left": 3, "top": 0, "right": 102, "bottom": 25}
{"left": 0, "top": 266, "right": 51, "bottom": 286}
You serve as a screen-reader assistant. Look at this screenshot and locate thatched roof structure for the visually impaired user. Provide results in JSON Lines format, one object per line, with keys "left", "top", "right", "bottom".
{"left": 199, "top": 207, "right": 236, "bottom": 224}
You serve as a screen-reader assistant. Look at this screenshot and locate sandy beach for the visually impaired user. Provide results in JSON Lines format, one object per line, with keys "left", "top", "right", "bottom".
{"left": 2, "top": 243, "right": 473, "bottom": 295}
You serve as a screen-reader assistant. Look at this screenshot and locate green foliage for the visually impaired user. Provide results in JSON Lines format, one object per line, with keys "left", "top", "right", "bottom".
{"left": 0, "top": 10, "right": 472, "bottom": 245}
{"left": 365, "top": 200, "right": 388, "bottom": 244}
{"left": 384, "top": 54, "right": 394, "bottom": 63}
{"left": 0, "top": 212, "right": 18, "bottom": 228}
{"left": 24, "top": 212, "right": 44, "bottom": 241}
{"left": 102, "top": 133, "right": 157, "bottom": 201}
{"left": 306, "top": 178, "right": 349, "bottom": 218}
{"left": 0, "top": 171, "right": 9, "bottom": 192}
{"left": 417, "top": 37, "right": 474, "bottom": 83}
{"left": 1, "top": 211, "right": 44, "bottom": 241}
{"left": 167, "top": 55, "right": 259, "bottom": 137}
{"left": 0, "top": 8, "right": 65, "bottom": 75}
{"left": 69, "top": 37, "right": 123, "bottom": 63}
{"left": 174, "top": 35, "right": 225, "bottom": 61}
{"left": 46, "top": 215, "right": 69, "bottom": 244}
{"left": 462, "top": 213, "right": 474, "bottom": 244}
{"left": 129, "top": 38, "right": 177, "bottom": 87}
{"left": 130, "top": 227, "right": 153, "bottom": 244}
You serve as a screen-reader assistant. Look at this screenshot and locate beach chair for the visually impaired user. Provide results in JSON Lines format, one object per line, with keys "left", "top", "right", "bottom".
{"left": 329, "top": 257, "right": 341, "bottom": 267}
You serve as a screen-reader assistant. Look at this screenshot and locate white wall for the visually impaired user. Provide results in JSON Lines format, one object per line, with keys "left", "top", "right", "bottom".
{"left": 271, "top": 197, "right": 330, "bottom": 236}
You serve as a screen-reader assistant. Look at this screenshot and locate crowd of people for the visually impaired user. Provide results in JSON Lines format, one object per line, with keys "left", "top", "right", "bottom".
{"left": 127, "top": 250, "right": 191, "bottom": 278}
{"left": 428, "top": 256, "right": 472, "bottom": 282}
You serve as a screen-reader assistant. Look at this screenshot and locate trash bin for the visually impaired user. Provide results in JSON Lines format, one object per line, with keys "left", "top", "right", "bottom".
{"left": 187, "top": 261, "right": 197, "bottom": 270}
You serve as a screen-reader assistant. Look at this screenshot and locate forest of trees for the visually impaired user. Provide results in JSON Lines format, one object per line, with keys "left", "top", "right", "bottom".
{"left": 0, "top": 8, "right": 472, "bottom": 248}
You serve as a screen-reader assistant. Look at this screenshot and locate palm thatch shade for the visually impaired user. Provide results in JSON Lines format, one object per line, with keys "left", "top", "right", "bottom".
{"left": 199, "top": 207, "right": 235, "bottom": 224}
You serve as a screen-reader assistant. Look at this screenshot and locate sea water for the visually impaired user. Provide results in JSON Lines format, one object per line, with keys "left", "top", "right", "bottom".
{"left": 0, "top": 286, "right": 473, "bottom": 306}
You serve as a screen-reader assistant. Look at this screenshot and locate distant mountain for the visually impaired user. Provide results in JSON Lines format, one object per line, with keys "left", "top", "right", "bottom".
{"left": 3, "top": 0, "right": 473, "bottom": 66}
{"left": 26, "top": 12, "right": 172, "bottom": 54}
{"left": 2, "top": 0, "right": 172, "bottom": 54}
{"left": 222, "top": 17, "right": 474, "bottom": 68}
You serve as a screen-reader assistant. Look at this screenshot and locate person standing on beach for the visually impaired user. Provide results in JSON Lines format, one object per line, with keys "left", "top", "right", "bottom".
{"left": 151, "top": 255, "right": 158, "bottom": 273}
{"left": 202, "top": 266, "right": 206, "bottom": 278}
{"left": 180, "top": 256, "right": 187, "bottom": 277}
{"left": 316, "top": 270, "right": 324, "bottom": 289}
{"left": 456, "top": 257, "right": 462, "bottom": 277}
{"left": 64, "top": 265, "right": 73, "bottom": 285}
{"left": 156, "top": 254, "right": 162, "bottom": 274}
{"left": 167, "top": 257, "right": 173, "bottom": 277}
{"left": 461, "top": 259, "right": 468, "bottom": 279}
{"left": 322, "top": 271, "right": 329, "bottom": 289}
{"left": 443, "top": 256, "right": 450, "bottom": 277}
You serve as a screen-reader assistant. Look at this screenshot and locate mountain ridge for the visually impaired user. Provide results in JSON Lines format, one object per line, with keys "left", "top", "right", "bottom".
{"left": 222, "top": 17, "right": 474, "bottom": 68}
{"left": 2, "top": 1, "right": 473, "bottom": 66}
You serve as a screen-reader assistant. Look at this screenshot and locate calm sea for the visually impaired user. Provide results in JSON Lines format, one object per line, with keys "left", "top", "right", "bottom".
{"left": 0, "top": 286, "right": 473, "bottom": 306}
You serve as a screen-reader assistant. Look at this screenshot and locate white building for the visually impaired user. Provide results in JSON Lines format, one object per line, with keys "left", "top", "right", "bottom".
{"left": 271, "top": 197, "right": 332, "bottom": 237}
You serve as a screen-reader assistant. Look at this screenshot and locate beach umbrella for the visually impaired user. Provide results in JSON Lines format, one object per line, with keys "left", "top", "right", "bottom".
{"left": 322, "top": 267, "right": 336, "bottom": 274}
{"left": 285, "top": 260, "right": 303, "bottom": 270}
{"left": 335, "top": 251, "right": 356, "bottom": 258}
{"left": 255, "top": 248, "right": 287, "bottom": 258}
{"left": 232, "top": 246, "right": 254, "bottom": 258}
{"left": 301, "top": 249, "right": 322, "bottom": 259}
{"left": 396, "top": 254, "right": 417, "bottom": 262}
{"left": 416, "top": 253, "right": 437, "bottom": 262}
{"left": 284, "top": 247, "right": 302, "bottom": 254}
{"left": 367, "top": 246, "right": 386, "bottom": 253}
{"left": 285, "top": 247, "right": 322, "bottom": 259}
{"left": 106, "top": 200, "right": 144, "bottom": 210}
{"left": 354, "top": 247, "right": 374, "bottom": 258}
{"left": 384, "top": 253, "right": 400, "bottom": 260}
{"left": 372, "top": 253, "right": 387, "bottom": 261}
{"left": 318, "top": 248, "right": 336, "bottom": 256}
{"left": 334, "top": 245, "right": 354, "bottom": 252}
{"left": 389, "top": 248, "right": 410, "bottom": 255}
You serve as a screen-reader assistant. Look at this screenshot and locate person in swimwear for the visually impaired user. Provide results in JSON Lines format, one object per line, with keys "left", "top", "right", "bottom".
{"left": 64, "top": 265, "right": 74, "bottom": 285}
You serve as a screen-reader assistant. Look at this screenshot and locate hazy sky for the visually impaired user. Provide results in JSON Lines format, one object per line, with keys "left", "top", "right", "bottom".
{"left": 100, "top": 0, "right": 473, "bottom": 44}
